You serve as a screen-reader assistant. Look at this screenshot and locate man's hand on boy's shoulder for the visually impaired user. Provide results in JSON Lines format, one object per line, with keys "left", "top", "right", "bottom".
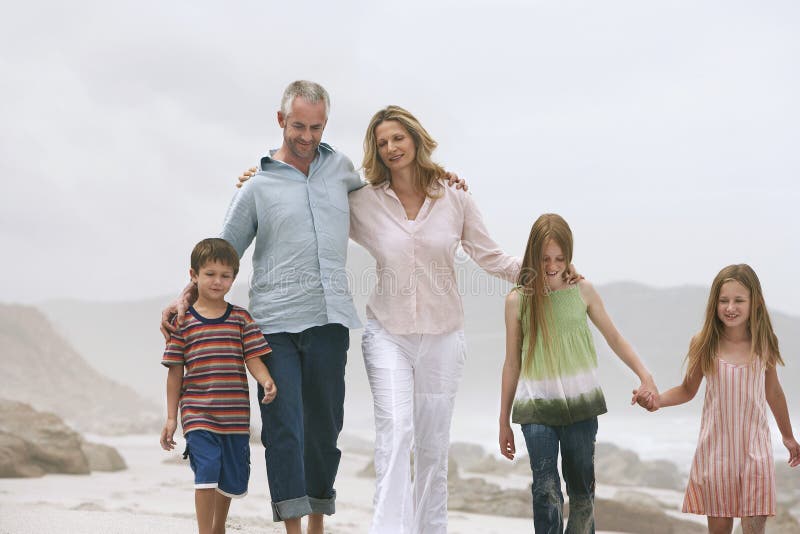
{"left": 160, "top": 303, "right": 180, "bottom": 342}
{"left": 160, "top": 283, "right": 197, "bottom": 342}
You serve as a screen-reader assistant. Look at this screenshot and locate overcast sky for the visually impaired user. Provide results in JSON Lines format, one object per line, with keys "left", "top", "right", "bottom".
{"left": 2, "top": 1, "right": 798, "bottom": 315}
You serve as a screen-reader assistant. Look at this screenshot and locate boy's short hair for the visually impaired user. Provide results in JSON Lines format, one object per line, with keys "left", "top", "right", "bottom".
{"left": 190, "top": 238, "right": 240, "bottom": 276}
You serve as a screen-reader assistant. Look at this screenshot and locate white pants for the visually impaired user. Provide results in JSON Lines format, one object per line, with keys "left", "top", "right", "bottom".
{"left": 362, "top": 319, "right": 466, "bottom": 534}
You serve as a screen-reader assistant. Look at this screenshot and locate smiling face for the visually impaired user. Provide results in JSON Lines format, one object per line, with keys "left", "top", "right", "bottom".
{"left": 190, "top": 260, "right": 235, "bottom": 305}
{"left": 278, "top": 96, "right": 327, "bottom": 164}
{"left": 717, "top": 279, "right": 751, "bottom": 330}
{"left": 375, "top": 120, "right": 416, "bottom": 175}
{"left": 542, "top": 238, "right": 567, "bottom": 290}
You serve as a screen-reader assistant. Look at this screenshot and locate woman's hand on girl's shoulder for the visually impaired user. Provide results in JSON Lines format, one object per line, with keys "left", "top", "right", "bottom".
{"left": 564, "top": 264, "right": 584, "bottom": 285}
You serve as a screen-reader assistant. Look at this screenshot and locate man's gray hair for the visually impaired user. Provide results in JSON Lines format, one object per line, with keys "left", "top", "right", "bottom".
{"left": 281, "top": 80, "right": 330, "bottom": 118}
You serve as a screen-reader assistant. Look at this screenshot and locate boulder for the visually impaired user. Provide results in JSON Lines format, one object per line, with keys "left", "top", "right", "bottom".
{"left": 80, "top": 441, "right": 126, "bottom": 472}
{"left": 0, "top": 431, "right": 46, "bottom": 477}
{"left": 0, "top": 399, "right": 126, "bottom": 477}
{"left": 592, "top": 497, "right": 706, "bottom": 534}
{"left": 0, "top": 400, "right": 89, "bottom": 476}
{"left": 595, "top": 442, "right": 684, "bottom": 490}
{"left": 446, "top": 462, "right": 705, "bottom": 533}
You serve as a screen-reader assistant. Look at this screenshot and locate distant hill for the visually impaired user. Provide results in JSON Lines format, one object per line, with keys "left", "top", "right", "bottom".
{"left": 40, "top": 291, "right": 249, "bottom": 402}
{"left": 0, "top": 304, "right": 160, "bottom": 434}
{"left": 36, "top": 244, "right": 800, "bottom": 432}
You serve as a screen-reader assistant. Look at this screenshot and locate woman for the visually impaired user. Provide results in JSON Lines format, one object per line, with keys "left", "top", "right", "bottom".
{"left": 348, "top": 106, "right": 520, "bottom": 534}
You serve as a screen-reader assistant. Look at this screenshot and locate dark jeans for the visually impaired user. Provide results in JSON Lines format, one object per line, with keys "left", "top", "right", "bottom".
{"left": 258, "top": 324, "right": 349, "bottom": 521}
{"left": 521, "top": 417, "right": 598, "bottom": 534}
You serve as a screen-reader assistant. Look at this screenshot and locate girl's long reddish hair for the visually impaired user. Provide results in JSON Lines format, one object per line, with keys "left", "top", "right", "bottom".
{"left": 518, "top": 214, "right": 573, "bottom": 373}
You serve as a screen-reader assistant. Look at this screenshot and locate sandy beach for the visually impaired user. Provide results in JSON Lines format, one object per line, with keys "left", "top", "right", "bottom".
{"left": 0, "top": 432, "right": 716, "bottom": 534}
{"left": 0, "top": 434, "right": 541, "bottom": 534}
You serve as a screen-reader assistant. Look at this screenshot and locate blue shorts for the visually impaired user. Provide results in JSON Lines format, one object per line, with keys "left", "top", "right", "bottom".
{"left": 184, "top": 430, "right": 251, "bottom": 498}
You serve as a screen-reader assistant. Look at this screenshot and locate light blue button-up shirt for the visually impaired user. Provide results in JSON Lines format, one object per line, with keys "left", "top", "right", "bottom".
{"left": 221, "top": 143, "right": 364, "bottom": 334}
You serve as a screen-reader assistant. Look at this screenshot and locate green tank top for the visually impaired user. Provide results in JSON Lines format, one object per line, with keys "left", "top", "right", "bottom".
{"left": 512, "top": 284, "right": 607, "bottom": 426}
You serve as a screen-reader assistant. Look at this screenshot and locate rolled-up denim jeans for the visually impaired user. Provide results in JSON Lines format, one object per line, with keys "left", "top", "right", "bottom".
{"left": 258, "top": 324, "right": 349, "bottom": 521}
{"left": 521, "top": 417, "right": 597, "bottom": 534}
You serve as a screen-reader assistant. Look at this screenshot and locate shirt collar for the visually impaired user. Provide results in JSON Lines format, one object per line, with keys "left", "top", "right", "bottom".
{"left": 260, "top": 142, "right": 334, "bottom": 170}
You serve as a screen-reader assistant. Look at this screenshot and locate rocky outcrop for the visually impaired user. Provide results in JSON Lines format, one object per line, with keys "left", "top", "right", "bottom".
{"left": 356, "top": 451, "right": 704, "bottom": 532}
{"left": 594, "top": 442, "right": 684, "bottom": 490}
{"left": 0, "top": 304, "right": 160, "bottom": 435}
{"left": 0, "top": 431, "right": 50, "bottom": 477}
{"left": 447, "top": 461, "right": 531, "bottom": 517}
{"left": 591, "top": 497, "right": 706, "bottom": 533}
{"left": 448, "top": 440, "right": 685, "bottom": 489}
{"left": 80, "top": 442, "right": 126, "bottom": 472}
{"left": 446, "top": 456, "right": 705, "bottom": 533}
{"left": 449, "top": 441, "right": 530, "bottom": 476}
{"left": 0, "top": 399, "right": 126, "bottom": 477}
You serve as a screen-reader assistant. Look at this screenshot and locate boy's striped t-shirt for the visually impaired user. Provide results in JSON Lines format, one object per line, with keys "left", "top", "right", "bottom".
{"left": 162, "top": 304, "right": 271, "bottom": 435}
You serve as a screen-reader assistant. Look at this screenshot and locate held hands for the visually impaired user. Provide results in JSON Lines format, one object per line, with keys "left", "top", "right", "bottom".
{"left": 784, "top": 436, "right": 800, "bottom": 468}
{"left": 499, "top": 423, "right": 516, "bottom": 461}
{"left": 160, "top": 419, "right": 177, "bottom": 451}
{"left": 261, "top": 379, "right": 277, "bottom": 405}
{"left": 631, "top": 382, "right": 661, "bottom": 412}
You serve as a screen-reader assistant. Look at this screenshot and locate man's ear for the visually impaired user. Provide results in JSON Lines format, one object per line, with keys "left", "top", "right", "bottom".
{"left": 277, "top": 110, "right": 286, "bottom": 128}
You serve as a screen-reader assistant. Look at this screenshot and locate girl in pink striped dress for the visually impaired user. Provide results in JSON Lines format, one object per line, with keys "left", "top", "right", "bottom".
{"left": 634, "top": 264, "right": 799, "bottom": 534}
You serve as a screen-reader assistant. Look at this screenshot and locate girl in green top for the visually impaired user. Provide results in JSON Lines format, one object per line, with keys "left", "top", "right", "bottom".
{"left": 498, "top": 213, "right": 658, "bottom": 533}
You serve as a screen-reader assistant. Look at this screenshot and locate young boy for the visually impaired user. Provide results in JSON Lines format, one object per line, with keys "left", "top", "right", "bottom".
{"left": 160, "top": 238, "right": 276, "bottom": 534}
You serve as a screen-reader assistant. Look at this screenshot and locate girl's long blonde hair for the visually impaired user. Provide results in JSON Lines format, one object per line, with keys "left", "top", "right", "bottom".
{"left": 687, "top": 264, "right": 782, "bottom": 377}
{"left": 518, "top": 214, "right": 574, "bottom": 373}
{"left": 362, "top": 105, "right": 445, "bottom": 198}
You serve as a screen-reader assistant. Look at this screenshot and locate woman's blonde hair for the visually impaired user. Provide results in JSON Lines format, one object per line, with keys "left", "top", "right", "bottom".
{"left": 362, "top": 105, "right": 445, "bottom": 197}
{"left": 518, "top": 214, "right": 574, "bottom": 373}
{"left": 687, "top": 264, "right": 782, "bottom": 377}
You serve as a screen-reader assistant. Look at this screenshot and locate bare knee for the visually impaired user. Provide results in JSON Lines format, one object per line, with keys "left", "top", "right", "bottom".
{"left": 741, "top": 516, "right": 767, "bottom": 534}
{"left": 707, "top": 516, "right": 733, "bottom": 534}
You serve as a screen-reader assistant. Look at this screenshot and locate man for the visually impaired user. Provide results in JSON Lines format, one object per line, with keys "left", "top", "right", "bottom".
{"left": 163, "top": 80, "right": 361, "bottom": 534}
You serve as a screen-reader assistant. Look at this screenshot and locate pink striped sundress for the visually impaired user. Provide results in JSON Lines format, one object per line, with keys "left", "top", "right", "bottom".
{"left": 683, "top": 356, "right": 775, "bottom": 517}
